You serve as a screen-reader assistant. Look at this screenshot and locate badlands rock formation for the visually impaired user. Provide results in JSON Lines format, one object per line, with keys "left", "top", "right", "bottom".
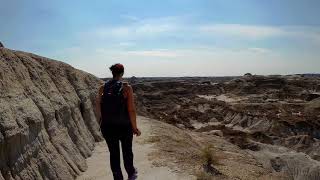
{"left": 132, "top": 75, "right": 320, "bottom": 179}
{"left": 0, "top": 46, "right": 103, "bottom": 180}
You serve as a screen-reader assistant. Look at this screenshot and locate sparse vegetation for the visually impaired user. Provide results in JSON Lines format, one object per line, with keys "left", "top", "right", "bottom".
{"left": 196, "top": 145, "right": 222, "bottom": 178}
{"left": 200, "top": 145, "right": 220, "bottom": 166}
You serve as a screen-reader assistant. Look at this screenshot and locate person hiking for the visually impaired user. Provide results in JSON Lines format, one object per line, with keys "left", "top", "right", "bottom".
{"left": 96, "top": 63, "right": 141, "bottom": 180}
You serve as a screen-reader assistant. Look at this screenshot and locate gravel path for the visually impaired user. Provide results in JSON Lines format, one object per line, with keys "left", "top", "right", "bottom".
{"left": 77, "top": 116, "right": 194, "bottom": 180}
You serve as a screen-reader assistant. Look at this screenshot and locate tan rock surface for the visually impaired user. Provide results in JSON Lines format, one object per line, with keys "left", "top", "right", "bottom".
{"left": 0, "top": 47, "right": 103, "bottom": 180}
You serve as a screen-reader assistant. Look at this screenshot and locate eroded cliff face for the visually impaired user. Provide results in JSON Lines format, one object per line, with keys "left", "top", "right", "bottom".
{"left": 0, "top": 47, "right": 103, "bottom": 180}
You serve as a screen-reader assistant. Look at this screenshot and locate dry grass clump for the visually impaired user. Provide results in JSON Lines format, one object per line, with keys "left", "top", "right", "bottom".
{"left": 194, "top": 145, "right": 223, "bottom": 179}
{"left": 200, "top": 145, "right": 220, "bottom": 166}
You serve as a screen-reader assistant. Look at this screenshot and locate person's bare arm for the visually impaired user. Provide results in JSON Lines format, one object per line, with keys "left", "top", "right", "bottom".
{"left": 95, "top": 85, "right": 104, "bottom": 125}
{"left": 126, "top": 85, "right": 141, "bottom": 136}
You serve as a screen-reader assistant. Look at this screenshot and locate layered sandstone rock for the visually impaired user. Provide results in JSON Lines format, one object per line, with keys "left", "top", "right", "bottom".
{"left": 0, "top": 47, "right": 103, "bottom": 180}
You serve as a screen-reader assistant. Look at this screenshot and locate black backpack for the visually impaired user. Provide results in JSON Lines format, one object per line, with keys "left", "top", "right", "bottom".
{"left": 100, "top": 80, "right": 130, "bottom": 127}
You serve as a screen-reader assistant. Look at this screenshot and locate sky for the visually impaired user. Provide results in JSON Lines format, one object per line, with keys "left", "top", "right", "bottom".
{"left": 1, "top": 0, "right": 320, "bottom": 77}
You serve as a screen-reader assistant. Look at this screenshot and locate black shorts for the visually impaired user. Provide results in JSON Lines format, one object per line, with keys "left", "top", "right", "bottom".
{"left": 101, "top": 123, "right": 133, "bottom": 138}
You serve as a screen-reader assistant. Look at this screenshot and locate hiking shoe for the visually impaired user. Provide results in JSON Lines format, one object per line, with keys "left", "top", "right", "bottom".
{"left": 127, "top": 169, "right": 138, "bottom": 180}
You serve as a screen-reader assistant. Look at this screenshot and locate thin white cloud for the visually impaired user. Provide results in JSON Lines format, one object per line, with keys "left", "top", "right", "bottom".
{"left": 85, "top": 18, "right": 320, "bottom": 44}
{"left": 247, "top": 47, "right": 271, "bottom": 53}
{"left": 94, "top": 47, "right": 274, "bottom": 60}
{"left": 135, "top": 23, "right": 176, "bottom": 34}
{"left": 118, "top": 42, "right": 135, "bottom": 47}
{"left": 127, "top": 49, "right": 180, "bottom": 58}
{"left": 289, "top": 27, "right": 320, "bottom": 44}
{"left": 96, "top": 26, "right": 130, "bottom": 38}
{"left": 66, "top": 16, "right": 320, "bottom": 77}
{"left": 94, "top": 48, "right": 181, "bottom": 58}
{"left": 90, "top": 16, "right": 181, "bottom": 40}
{"left": 199, "top": 24, "right": 320, "bottom": 44}
{"left": 58, "top": 46, "right": 319, "bottom": 77}
{"left": 199, "top": 24, "right": 286, "bottom": 39}
{"left": 120, "top": 15, "right": 140, "bottom": 21}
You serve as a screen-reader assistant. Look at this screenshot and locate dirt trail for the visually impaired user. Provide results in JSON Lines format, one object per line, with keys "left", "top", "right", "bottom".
{"left": 77, "top": 116, "right": 194, "bottom": 180}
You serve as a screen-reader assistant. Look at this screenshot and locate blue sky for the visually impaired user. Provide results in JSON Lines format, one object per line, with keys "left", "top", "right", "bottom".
{"left": 1, "top": 0, "right": 320, "bottom": 77}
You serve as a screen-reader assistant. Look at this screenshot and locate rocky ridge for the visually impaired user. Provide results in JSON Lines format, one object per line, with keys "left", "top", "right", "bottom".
{"left": 0, "top": 47, "right": 103, "bottom": 180}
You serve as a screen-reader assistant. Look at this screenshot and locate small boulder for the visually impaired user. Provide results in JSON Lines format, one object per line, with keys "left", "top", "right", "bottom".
{"left": 270, "top": 157, "right": 286, "bottom": 172}
{"left": 208, "top": 130, "right": 223, "bottom": 137}
{"left": 305, "top": 93, "right": 320, "bottom": 101}
{"left": 0, "top": 41, "right": 3, "bottom": 47}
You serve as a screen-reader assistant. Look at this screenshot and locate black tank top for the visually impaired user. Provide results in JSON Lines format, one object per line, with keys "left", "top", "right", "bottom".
{"left": 100, "top": 80, "right": 131, "bottom": 129}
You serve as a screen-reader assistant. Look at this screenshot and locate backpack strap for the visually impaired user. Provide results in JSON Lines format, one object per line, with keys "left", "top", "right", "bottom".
{"left": 103, "top": 80, "right": 123, "bottom": 96}
{"left": 122, "top": 82, "right": 130, "bottom": 98}
{"left": 103, "top": 81, "right": 110, "bottom": 96}
{"left": 116, "top": 81, "right": 123, "bottom": 95}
